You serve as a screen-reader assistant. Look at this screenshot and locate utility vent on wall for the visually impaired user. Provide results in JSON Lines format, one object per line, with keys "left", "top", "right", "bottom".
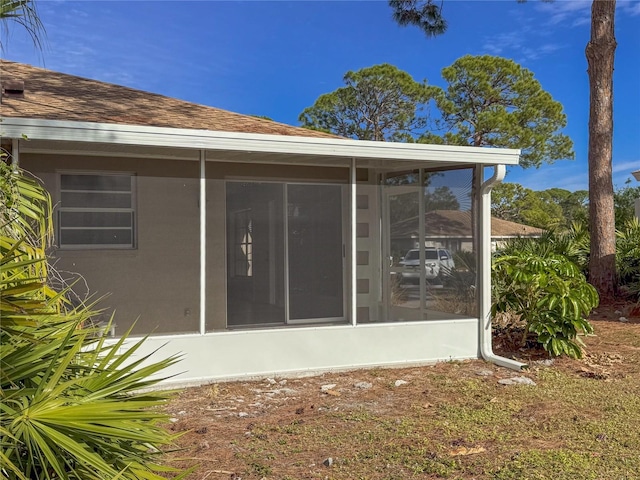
{"left": 2, "top": 79, "right": 25, "bottom": 98}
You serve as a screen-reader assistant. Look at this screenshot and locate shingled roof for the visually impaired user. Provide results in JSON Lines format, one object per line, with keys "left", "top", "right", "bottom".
{"left": 392, "top": 210, "right": 545, "bottom": 239}
{"left": 0, "top": 60, "right": 339, "bottom": 139}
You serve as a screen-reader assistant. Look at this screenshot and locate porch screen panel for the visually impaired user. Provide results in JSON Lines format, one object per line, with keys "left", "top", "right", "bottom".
{"left": 423, "top": 168, "right": 477, "bottom": 319}
{"left": 225, "top": 182, "right": 286, "bottom": 327}
{"left": 287, "top": 184, "right": 344, "bottom": 320}
{"left": 120, "top": 165, "right": 201, "bottom": 335}
{"left": 378, "top": 167, "right": 478, "bottom": 323}
{"left": 387, "top": 185, "right": 422, "bottom": 322}
{"left": 221, "top": 179, "right": 346, "bottom": 329}
{"left": 51, "top": 160, "right": 200, "bottom": 337}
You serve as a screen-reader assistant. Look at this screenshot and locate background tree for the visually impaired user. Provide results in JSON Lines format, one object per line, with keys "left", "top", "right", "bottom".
{"left": 492, "top": 183, "right": 590, "bottom": 230}
{"left": 586, "top": 0, "right": 617, "bottom": 300}
{"left": 491, "top": 183, "right": 564, "bottom": 230}
{"left": 420, "top": 55, "right": 574, "bottom": 168}
{"left": 299, "top": 63, "right": 433, "bottom": 141}
{"left": 614, "top": 184, "right": 640, "bottom": 227}
{"left": 491, "top": 182, "right": 530, "bottom": 223}
{"left": 425, "top": 185, "right": 459, "bottom": 210}
{"left": 389, "top": 0, "right": 620, "bottom": 300}
{"left": 389, "top": 0, "right": 447, "bottom": 37}
{"left": 492, "top": 181, "right": 638, "bottom": 232}
{"left": 545, "top": 187, "right": 589, "bottom": 227}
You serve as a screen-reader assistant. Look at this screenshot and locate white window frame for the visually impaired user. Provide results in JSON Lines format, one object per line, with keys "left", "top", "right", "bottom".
{"left": 57, "top": 171, "right": 137, "bottom": 249}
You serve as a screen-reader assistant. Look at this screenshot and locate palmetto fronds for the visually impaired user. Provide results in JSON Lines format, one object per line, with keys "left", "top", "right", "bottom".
{"left": 0, "top": 0, "right": 46, "bottom": 51}
{"left": 1, "top": 155, "right": 189, "bottom": 478}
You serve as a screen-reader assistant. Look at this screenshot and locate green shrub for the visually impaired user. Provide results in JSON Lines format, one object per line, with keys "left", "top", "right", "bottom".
{"left": 1, "top": 161, "right": 189, "bottom": 479}
{"left": 617, "top": 217, "right": 640, "bottom": 298}
{"left": 499, "top": 222, "right": 590, "bottom": 276}
{"left": 492, "top": 251, "right": 598, "bottom": 358}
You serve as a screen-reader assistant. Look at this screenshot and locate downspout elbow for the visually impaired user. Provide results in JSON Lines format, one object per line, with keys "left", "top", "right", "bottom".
{"left": 480, "top": 164, "right": 506, "bottom": 196}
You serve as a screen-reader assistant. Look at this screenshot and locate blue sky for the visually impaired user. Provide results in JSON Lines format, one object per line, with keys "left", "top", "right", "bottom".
{"left": 2, "top": 0, "right": 639, "bottom": 191}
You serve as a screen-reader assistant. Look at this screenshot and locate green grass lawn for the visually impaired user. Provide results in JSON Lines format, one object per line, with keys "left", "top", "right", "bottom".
{"left": 165, "top": 318, "right": 640, "bottom": 479}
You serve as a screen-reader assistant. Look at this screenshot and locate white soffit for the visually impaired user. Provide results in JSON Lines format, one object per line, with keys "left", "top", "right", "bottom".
{"left": 2, "top": 118, "right": 521, "bottom": 167}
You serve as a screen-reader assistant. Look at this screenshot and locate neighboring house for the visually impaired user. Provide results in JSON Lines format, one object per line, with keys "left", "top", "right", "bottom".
{"left": 391, "top": 209, "right": 544, "bottom": 255}
{"left": 633, "top": 170, "right": 640, "bottom": 219}
{"left": 1, "top": 60, "right": 525, "bottom": 384}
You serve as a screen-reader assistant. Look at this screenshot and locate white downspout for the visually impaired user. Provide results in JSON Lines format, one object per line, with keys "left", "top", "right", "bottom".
{"left": 479, "top": 164, "right": 526, "bottom": 370}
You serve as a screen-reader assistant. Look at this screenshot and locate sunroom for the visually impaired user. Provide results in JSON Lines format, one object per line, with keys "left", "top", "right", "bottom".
{"left": 3, "top": 116, "right": 524, "bottom": 384}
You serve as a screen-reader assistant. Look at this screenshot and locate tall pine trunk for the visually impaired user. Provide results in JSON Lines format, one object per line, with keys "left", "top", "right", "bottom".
{"left": 586, "top": 0, "right": 617, "bottom": 301}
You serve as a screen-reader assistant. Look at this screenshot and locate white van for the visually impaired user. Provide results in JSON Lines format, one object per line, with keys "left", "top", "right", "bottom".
{"left": 399, "top": 247, "right": 455, "bottom": 282}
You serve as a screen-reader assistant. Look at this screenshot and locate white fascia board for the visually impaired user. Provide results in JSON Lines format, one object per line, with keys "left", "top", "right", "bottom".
{"left": 2, "top": 118, "right": 521, "bottom": 166}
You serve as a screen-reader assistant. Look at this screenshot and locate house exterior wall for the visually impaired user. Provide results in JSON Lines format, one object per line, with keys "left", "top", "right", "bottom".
{"left": 20, "top": 153, "right": 201, "bottom": 335}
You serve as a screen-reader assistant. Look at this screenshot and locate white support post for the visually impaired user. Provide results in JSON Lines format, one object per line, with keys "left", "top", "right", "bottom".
{"left": 11, "top": 138, "right": 20, "bottom": 171}
{"left": 479, "top": 165, "right": 492, "bottom": 345}
{"left": 199, "top": 150, "right": 206, "bottom": 335}
{"left": 351, "top": 157, "right": 357, "bottom": 326}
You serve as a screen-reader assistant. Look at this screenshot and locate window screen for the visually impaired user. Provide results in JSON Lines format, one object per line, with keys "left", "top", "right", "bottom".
{"left": 58, "top": 173, "right": 135, "bottom": 248}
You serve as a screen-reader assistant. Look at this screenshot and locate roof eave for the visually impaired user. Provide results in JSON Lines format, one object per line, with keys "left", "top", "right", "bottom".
{"left": 1, "top": 117, "right": 522, "bottom": 165}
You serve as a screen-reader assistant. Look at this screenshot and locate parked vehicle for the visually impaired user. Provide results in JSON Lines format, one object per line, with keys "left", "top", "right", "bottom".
{"left": 399, "top": 247, "right": 455, "bottom": 282}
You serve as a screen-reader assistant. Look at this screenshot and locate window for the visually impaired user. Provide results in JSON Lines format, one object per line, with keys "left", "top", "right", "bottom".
{"left": 58, "top": 173, "right": 135, "bottom": 248}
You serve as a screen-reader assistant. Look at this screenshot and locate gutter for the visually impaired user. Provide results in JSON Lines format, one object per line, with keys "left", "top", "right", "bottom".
{"left": 478, "top": 165, "right": 526, "bottom": 371}
{"left": 1, "top": 117, "right": 522, "bottom": 165}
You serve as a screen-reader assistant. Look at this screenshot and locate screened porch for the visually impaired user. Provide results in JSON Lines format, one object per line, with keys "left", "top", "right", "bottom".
{"left": 6, "top": 119, "right": 521, "bottom": 383}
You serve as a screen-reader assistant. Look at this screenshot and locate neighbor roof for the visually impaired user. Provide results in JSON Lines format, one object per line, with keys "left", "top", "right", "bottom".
{"left": 391, "top": 210, "right": 545, "bottom": 239}
{"left": 0, "top": 60, "right": 338, "bottom": 139}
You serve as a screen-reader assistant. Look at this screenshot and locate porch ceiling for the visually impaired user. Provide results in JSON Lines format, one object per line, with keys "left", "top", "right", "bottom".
{"left": 5, "top": 117, "right": 521, "bottom": 170}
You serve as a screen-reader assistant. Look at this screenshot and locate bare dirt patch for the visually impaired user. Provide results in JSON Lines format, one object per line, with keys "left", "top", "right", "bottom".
{"left": 163, "top": 303, "right": 640, "bottom": 479}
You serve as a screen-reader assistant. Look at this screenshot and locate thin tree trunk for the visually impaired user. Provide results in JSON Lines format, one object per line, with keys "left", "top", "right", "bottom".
{"left": 586, "top": 0, "right": 617, "bottom": 301}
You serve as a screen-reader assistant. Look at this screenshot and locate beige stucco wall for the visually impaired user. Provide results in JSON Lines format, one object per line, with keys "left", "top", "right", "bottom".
{"left": 21, "top": 153, "right": 201, "bottom": 335}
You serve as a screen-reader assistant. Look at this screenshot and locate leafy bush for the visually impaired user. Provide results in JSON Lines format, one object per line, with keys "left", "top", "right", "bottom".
{"left": 499, "top": 222, "right": 590, "bottom": 276}
{"left": 617, "top": 217, "right": 640, "bottom": 298}
{"left": 492, "top": 251, "right": 598, "bottom": 358}
{"left": 1, "top": 161, "right": 188, "bottom": 479}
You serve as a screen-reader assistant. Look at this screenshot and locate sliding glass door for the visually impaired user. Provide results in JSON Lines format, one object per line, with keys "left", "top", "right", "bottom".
{"left": 287, "top": 184, "right": 344, "bottom": 321}
{"left": 226, "top": 181, "right": 345, "bottom": 327}
{"left": 226, "top": 182, "right": 285, "bottom": 327}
